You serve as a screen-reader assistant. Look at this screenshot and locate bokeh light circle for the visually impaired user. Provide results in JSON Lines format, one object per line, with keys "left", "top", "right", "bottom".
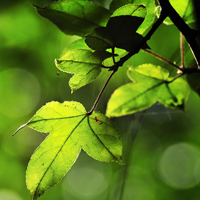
{"left": 0, "top": 189, "right": 22, "bottom": 200}
{"left": 62, "top": 166, "right": 108, "bottom": 199}
{"left": 0, "top": 68, "right": 41, "bottom": 117}
{"left": 159, "top": 142, "right": 200, "bottom": 189}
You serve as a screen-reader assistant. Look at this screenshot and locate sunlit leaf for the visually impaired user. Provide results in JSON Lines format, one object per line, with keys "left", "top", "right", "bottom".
{"left": 26, "top": 101, "right": 123, "bottom": 200}
{"left": 60, "top": 38, "right": 90, "bottom": 57}
{"left": 158, "top": 77, "right": 190, "bottom": 109}
{"left": 34, "top": 0, "right": 111, "bottom": 36}
{"left": 110, "top": 0, "right": 156, "bottom": 34}
{"left": 55, "top": 49, "right": 113, "bottom": 92}
{"left": 106, "top": 64, "right": 190, "bottom": 117}
{"left": 111, "top": 3, "right": 146, "bottom": 18}
{"left": 133, "top": 64, "right": 169, "bottom": 80}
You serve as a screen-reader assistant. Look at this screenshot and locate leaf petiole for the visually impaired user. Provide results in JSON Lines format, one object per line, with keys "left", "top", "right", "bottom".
{"left": 142, "top": 49, "right": 182, "bottom": 71}
{"left": 87, "top": 70, "right": 115, "bottom": 115}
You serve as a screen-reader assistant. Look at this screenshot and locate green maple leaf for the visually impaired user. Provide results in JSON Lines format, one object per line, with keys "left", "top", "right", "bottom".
{"left": 34, "top": 0, "right": 111, "bottom": 36}
{"left": 16, "top": 101, "right": 123, "bottom": 200}
{"left": 106, "top": 64, "right": 190, "bottom": 117}
{"left": 55, "top": 49, "right": 115, "bottom": 93}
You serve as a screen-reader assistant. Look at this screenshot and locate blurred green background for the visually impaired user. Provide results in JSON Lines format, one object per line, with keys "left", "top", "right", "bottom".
{"left": 1, "top": 0, "right": 200, "bottom": 200}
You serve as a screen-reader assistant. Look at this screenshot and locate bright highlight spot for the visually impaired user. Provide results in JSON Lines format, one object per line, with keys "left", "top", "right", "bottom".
{"left": 0, "top": 189, "right": 22, "bottom": 200}
{"left": 159, "top": 142, "right": 200, "bottom": 189}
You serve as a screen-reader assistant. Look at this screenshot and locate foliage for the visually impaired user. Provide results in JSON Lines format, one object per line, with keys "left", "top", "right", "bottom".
{"left": 13, "top": 0, "right": 200, "bottom": 199}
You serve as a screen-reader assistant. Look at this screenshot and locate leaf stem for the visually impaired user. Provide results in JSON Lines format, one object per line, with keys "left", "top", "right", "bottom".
{"left": 142, "top": 49, "right": 182, "bottom": 71}
{"left": 167, "top": 73, "right": 184, "bottom": 83}
{"left": 109, "top": 10, "right": 167, "bottom": 71}
{"left": 87, "top": 71, "right": 115, "bottom": 115}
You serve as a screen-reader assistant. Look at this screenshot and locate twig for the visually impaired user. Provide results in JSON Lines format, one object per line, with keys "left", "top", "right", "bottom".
{"left": 110, "top": 10, "right": 168, "bottom": 71}
{"left": 167, "top": 73, "right": 184, "bottom": 83}
{"left": 87, "top": 71, "right": 115, "bottom": 115}
{"left": 158, "top": 0, "right": 200, "bottom": 68}
{"left": 180, "top": 32, "right": 185, "bottom": 68}
{"left": 142, "top": 49, "right": 182, "bottom": 71}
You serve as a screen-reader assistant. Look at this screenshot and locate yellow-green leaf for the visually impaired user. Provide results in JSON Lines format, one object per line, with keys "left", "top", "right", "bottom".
{"left": 25, "top": 101, "right": 123, "bottom": 200}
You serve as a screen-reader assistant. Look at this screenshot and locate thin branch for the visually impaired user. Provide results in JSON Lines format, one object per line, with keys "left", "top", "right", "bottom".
{"left": 112, "top": 47, "right": 116, "bottom": 64}
{"left": 87, "top": 48, "right": 118, "bottom": 115}
{"left": 158, "top": 0, "right": 200, "bottom": 68}
{"left": 167, "top": 73, "right": 185, "bottom": 83}
{"left": 142, "top": 49, "right": 182, "bottom": 71}
{"left": 109, "top": 10, "right": 168, "bottom": 71}
{"left": 87, "top": 71, "right": 115, "bottom": 115}
{"left": 180, "top": 32, "right": 185, "bottom": 68}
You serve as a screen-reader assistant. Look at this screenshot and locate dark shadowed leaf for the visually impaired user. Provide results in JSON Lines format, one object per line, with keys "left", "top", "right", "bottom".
{"left": 110, "top": 0, "right": 156, "bottom": 34}
{"left": 85, "top": 4, "right": 149, "bottom": 52}
{"left": 85, "top": 27, "right": 112, "bottom": 50}
{"left": 34, "top": 0, "right": 111, "bottom": 36}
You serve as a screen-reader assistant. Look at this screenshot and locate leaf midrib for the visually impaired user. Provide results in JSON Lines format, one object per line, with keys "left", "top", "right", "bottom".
{"left": 34, "top": 115, "right": 87, "bottom": 197}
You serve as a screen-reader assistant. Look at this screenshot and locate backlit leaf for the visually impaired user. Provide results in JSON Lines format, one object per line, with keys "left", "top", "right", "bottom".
{"left": 26, "top": 101, "right": 123, "bottom": 200}
{"left": 55, "top": 49, "right": 113, "bottom": 92}
{"left": 106, "top": 64, "right": 190, "bottom": 117}
{"left": 60, "top": 38, "right": 90, "bottom": 57}
{"left": 34, "top": 0, "right": 111, "bottom": 36}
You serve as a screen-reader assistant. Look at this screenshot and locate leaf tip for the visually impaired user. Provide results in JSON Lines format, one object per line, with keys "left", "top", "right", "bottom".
{"left": 12, "top": 123, "right": 28, "bottom": 136}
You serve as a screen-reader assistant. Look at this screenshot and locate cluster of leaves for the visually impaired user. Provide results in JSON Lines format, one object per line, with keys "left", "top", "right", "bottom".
{"left": 14, "top": 0, "right": 200, "bottom": 199}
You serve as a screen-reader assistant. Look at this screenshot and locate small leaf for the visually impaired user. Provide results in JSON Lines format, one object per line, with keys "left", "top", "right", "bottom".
{"left": 34, "top": 0, "right": 111, "bottom": 36}
{"left": 111, "top": 3, "right": 146, "bottom": 18}
{"left": 158, "top": 78, "right": 190, "bottom": 109}
{"left": 60, "top": 38, "right": 90, "bottom": 57}
{"left": 106, "top": 15, "right": 148, "bottom": 51}
{"left": 26, "top": 101, "right": 123, "bottom": 200}
{"left": 55, "top": 49, "right": 113, "bottom": 92}
{"left": 106, "top": 64, "right": 190, "bottom": 117}
{"left": 133, "top": 64, "right": 169, "bottom": 80}
{"left": 106, "top": 79, "right": 161, "bottom": 117}
{"left": 85, "top": 27, "right": 112, "bottom": 50}
{"left": 110, "top": 0, "right": 156, "bottom": 34}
